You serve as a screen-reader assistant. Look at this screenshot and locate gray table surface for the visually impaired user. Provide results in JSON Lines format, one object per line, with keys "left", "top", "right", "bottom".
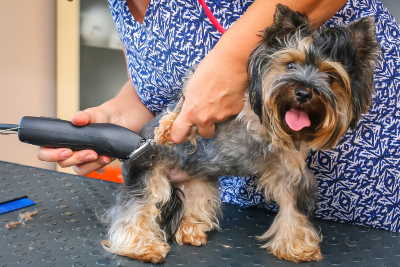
{"left": 0, "top": 161, "right": 399, "bottom": 267}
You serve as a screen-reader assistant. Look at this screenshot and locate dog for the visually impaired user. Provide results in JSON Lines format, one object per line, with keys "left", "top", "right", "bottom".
{"left": 101, "top": 4, "right": 379, "bottom": 263}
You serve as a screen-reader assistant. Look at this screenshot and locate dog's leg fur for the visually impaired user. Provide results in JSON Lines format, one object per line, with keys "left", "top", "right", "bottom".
{"left": 102, "top": 163, "right": 175, "bottom": 263}
{"left": 154, "top": 111, "right": 179, "bottom": 145}
{"left": 175, "top": 178, "right": 221, "bottom": 246}
{"left": 154, "top": 99, "right": 184, "bottom": 145}
{"left": 257, "top": 149, "right": 322, "bottom": 262}
{"left": 154, "top": 99, "right": 198, "bottom": 145}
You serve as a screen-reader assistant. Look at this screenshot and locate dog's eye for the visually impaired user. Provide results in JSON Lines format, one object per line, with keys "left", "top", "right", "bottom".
{"left": 287, "top": 62, "right": 296, "bottom": 70}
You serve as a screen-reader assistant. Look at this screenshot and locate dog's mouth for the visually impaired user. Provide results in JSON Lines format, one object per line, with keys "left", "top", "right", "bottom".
{"left": 278, "top": 103, "right": 325, "bottom": 134}
{"left": 274, "top": 87, "right": 327, "bottom": 135}
{"left": 284, "top": 109, "right": 311, "bottom": 132}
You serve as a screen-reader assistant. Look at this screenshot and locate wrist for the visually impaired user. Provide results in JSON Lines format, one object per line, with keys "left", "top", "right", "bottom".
{"left": 206, "top": 45, "right": 249, "bottom": 80}
{"left": 102, "top": 81, "right": 154, "bottom": 131}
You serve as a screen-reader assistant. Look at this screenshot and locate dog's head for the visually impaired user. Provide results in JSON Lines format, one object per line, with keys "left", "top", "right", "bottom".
{"left": 248, "top": 4, "right": 379, "bottom": 150}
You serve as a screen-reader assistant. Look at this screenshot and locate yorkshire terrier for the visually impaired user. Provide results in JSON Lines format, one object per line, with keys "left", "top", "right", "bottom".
{"left": 101, "top": 4, "right": 379, "bottom": 263}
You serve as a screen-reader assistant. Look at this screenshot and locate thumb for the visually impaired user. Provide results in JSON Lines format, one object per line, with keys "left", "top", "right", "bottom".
{"left": 169, "top": 112, "right": 193, "bottom": 144}
{"left": 197, "top": 122, "right": 215, "bottom": 139}
{"left": 71, "top": 111, "right": 91, "bottom": 126}
{"left": 71, "top": 107, "right": 109, "bottom": 126}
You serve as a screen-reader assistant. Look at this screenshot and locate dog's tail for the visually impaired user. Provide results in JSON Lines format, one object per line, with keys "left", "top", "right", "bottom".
{"left": 158, "top": 185, "right": 184, "bottom": 240}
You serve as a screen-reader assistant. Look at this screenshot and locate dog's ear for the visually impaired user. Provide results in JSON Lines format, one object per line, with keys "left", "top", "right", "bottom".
{"left": 263, "top": 4, "right": 310, "bottom": 48}
{"left": 248, "top": 45, "right": 266, "bottom": 121}
{"left": 347, "top": 17, "right": 378, "bottom": 66}
{"left": 273, "top": 4, "right": 309, "bottom": 31}
{"left": 346, "top": 17, "right": 379, "bottom": 127}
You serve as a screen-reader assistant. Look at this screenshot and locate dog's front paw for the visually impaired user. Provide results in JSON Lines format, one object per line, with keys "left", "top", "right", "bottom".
{"left": 102, "top": 240, "right": 170, "bottom": 264}
{"left": 264, "top": 237, "right": 322, "bottom": 263}
{"left": 258, "top": 216, "right": 322, "bottom": 262}
{"left": 128, "top": 242, "right": 170, "bottom": 264}
{"left": 175, "top": 221, "right": 208, "bottom": 246}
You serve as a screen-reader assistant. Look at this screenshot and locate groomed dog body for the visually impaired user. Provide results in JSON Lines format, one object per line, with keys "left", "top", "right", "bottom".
{"left": 102, "top": 5, "right": 379, "bottom": 263}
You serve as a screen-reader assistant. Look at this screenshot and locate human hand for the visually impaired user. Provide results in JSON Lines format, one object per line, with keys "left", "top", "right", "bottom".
{"left": 37, "top": 107, "right": 114, "bottom": 175}
{"left": 169, "top": 48, "right": 248, "bottom": 143}
{"left": 37, "top": 81, "right": 155, "bottom": 175}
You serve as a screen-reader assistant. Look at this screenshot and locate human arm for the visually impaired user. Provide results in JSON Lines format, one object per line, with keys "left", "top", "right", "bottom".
{"left": 37, "top": 81, "right": 154, "bottom": 175}
{"left": 169, "top": 0, "right": 348, "bottom": 143}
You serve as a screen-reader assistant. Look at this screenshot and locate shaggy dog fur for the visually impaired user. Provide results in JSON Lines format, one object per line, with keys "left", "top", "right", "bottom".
{"left": 102, "top": 4, "right": 379, "bottom": 263}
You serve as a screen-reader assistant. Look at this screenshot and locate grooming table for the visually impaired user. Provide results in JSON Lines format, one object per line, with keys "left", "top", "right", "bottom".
{"left": 0, "top": 161, "right": 399, "bottom": 267}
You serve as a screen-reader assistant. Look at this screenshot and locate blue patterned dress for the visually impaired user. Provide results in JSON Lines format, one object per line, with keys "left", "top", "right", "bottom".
{"left": 108, "top": 0, "right": 400, "bottom": 232}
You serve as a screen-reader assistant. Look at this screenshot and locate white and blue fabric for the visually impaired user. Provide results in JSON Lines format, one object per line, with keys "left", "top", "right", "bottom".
{"left": 108, "top": 0, "right": 400, "bottom": 232}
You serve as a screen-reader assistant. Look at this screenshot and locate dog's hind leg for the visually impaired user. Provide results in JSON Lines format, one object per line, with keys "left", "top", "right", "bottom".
{"left": 174, "top": 178, "right": 221, "bottom": 246}
{"left": 102, "top": 163, "right": 177, "bottom": 264}
{"left": 257, "top": 151, "right": 322, "bottom": 262}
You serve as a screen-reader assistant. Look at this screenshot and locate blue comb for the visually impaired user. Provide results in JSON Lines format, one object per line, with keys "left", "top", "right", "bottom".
{"left": 0, "top": 196, "right": 36, "bottom": 215}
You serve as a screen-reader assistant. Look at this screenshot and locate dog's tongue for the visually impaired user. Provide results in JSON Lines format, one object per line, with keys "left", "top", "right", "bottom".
{"left": 284, "top": 109, "right": 311, "bottom": 131}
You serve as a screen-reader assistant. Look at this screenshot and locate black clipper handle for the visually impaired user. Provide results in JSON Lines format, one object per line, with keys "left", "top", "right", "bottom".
{"left": 18, "top": 116, "right": 146, "bottom": 159}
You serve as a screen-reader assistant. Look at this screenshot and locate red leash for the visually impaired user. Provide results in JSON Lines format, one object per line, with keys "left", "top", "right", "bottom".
{"left": 197, "top": 0, "right": 226, "bottom": 34}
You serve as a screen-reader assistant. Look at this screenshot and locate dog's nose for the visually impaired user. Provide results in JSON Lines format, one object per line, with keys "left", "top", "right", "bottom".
{"left": 295, "top": 88, "right": 312, "bottom": 103}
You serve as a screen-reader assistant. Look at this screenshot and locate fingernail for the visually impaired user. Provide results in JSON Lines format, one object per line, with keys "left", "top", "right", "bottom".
{"left": 60, "top": 149, "right": 72, "bottom": 158}
{"left": 85, "top": 153, "right": 97, "bottom": 161}
{"left": 101, "top": 157, "right": 111, "bottom": 164}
